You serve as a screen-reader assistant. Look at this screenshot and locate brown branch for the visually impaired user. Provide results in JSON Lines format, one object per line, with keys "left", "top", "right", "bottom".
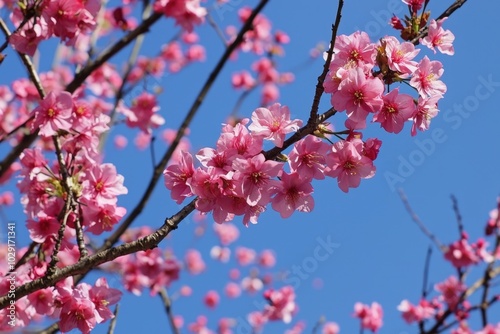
{"left": 264, "top": 107, "right": 337, "bottom": 160}
{"left": 107, "top": 304, "right": 120, "bottom": 334}
{"left": 419, "top": 246, "right": 432, "bottom": 333}
{"left": 411, "top": 0, "right": 469, "bottom": 44}
{"left": 65, "top": 12, "right": 163, "bottom": 94}
{"left": 0, "top": 18, "right": 46, "bottom": 178}
{"left": 159, "top": 288, "right": 180, "bottom": 334}
{"left": 0, "top": 19, "right": 45, "bottom": 98}
{"left": 14, "top": 241, "right": 38, "bottom": 270}
{"left": 308, "top": 0, "right": 343, "bottom": 122}
{"left": 0, "top": 199, "right": 196, "bottom": 309}
{"left": 28, "top": 2, "right": 273, "bottom": 331}
{"left": 97, "top": 3, "right": 153, "bottom": 152}
{"left": 425, "top": 265, "right": 500, "bottom": 334}
{"left": 0, "top": 12, "right": 163, "bottom": 178}
{"left": 96, "top": 0, "right": 271, "bottom": 254}
{"left": 451, "top": 195, "right": 464, "bottom": 236}
{"left": 479, "top": 233, "right": 500, "bottom": 327}
{"left": 398, "top": 189, "right": 446, "bottom": 252}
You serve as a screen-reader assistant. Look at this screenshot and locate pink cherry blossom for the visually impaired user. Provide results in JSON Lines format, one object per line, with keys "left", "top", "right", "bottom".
{"left": 217, "top": 120, "right": 263, "bottom": 158}
{"left": 9, "top": 20, "right": 48, "bottom": 57}
{"left": 163, "top": 150, "right": 195, "bottom": 204}
{"left": 59, "top": 298, "right": 97, "bottom": 334}
{"left": 410, "top": 56, "right": 447, "bottom": 98}
{"left": 213, "top": 222, "right": 240, "bottom": 245}
{"left": 444, "top": 234, "right": 481, "bottom": 268}
{"left": 271, "top": 172, "right": 314, "bottom": 218}
{"left": 82, "top": 200, "right": 127, "bottom": 235}
{"left": 89, "top": 278, "right": 122, "bottom": 323}
{"left": 382, "top": 36, "right": 420, "bottom": 75}
{"left": 258, "top": 250, "right": 276, "bottom": 268}
{"left": 235, "top": 247, "right": 256, "bottom": 266}
{"left": 402, "top": 0, "right": 425, "bottom": 12}
{"left": 32, "top": 91, "right": 74, "bottom": 137}
{"left": 241, "top": 276, "right": 264, "bottom": 293}
{"left": 373, "top": 88, "right": 416, "bottom": 134}
{"left": 232, "top": 153, "right": 283, "bottom": 206}
{"left": 232, "top": 71, "right": 256, "bottom": 90}
{"left": 249, "top": 103, "right": 302, "bottom": 147}
{"left": 118, "top": 93, "right": 165, "bottom": 133}
{"left": 27, "top": 288, "right": 55, "bottom": 315}
{"left": 397, "top": 299, "right": 436, "bottom": 323}
{"left": 204, "top": 290, "right": 220, "bottom": 309}
{"left": 262, "top": 286, "right": 297, "bottom": 324}
{"left": 332, "top": 68, "right": 384, "bottom": 128}
{"left": 224, "top": 282, "right": 241, "bottom": 298}
{"left": 288, "top": 135, "right": 330, "bottom": 180}
{"left": 333, "top": 31, "right": 376, "bottom": 68}
{"left": 184, "top": 249, "right": 206, "bottom": 275}
{"left": 82, "top": 163, "right": 128, "bottom": 204}
{"left": 326, "top": 139, "right": 375, "bottom": 193}
{"left": 322, "top": 322, "right": 340, "bottom": 334}
{"left": 353, "top": 302, "right": 383, "bottom": 332}
{"left": 476, "top": 324, "right": 500, "bottom": 334}
{"left": 153, "top": 0, "right": 207, "bottom": 32}
{"left": 435, "top": 275, "right": 466, "bottom": 309}
{"left": 411, "top": 94, "right": 442, "bottom": 136}
{"left": 421, "top": 18, "right": 455, "bottom": 55}
{"left": 210, "top": 246, "right": 231, "bottom": 262}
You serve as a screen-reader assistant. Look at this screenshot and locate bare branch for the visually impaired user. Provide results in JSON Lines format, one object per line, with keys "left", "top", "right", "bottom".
{"left": 411, "top": 0, "right": 469, "bottom": 44}
{"left": 398, "top": 189, "right": 446, "bottom": 252}
{"left": 451, "top": 195, "right": 464, "bottom": 236}
{"left": 159, "top": 288, "right": 180, "bottom": 334}
{"left": 0, "top": 199, "right": 196, "bottom": 308}
{"left": 308, "top": 0, "right": 343, "bottom": 122}
{"left": 107, "top": 304, "right": 120, "bottom": 334}
{"left": 97, "top": 0, "right": 271, "bottom": 255}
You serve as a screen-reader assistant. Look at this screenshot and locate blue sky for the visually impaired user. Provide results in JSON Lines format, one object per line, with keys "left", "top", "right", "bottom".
{"left": 2, "top": 0, "right": 500, "bottom": 333}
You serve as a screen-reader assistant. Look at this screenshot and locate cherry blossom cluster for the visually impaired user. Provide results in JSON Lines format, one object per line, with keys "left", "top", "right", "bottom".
{"left": 2, "top": 0, "right": 493, "bottom": 333}
{"left": 229, "top": 7, "right": 294, "bottom": 105}
{"left": 164, "top": 102, "right": 383, "bottom": 226}
{"left": 323, "top": 21, "right": 453, "bottom": 136}
{"left": 9, "top": 0, "right": 100, "bottom": 56}
{"left": 396, "top": 198, "right": 500, "bottom": 333}
{"left": 0, "top": 257, "right": 121, "bottom": 334}
{"left": 101, "top": 226, "right": 182, "bottom": 296}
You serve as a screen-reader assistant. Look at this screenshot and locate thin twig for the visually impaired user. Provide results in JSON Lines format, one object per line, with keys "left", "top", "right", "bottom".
{"left": 98, "top": 3, "right": 153, "bottom": 152}
{"left": 421, "top": 246, "right": 432, "bottom": 298}
{"left": 14, "top": 241, "right": 38, "bottom": 270}
{"left": 418, "top": 246, "right": 432, "bottom": 333}
{"left": 0, "top": 12, "right": 164, "bottom": 178}
{"left": 450, "top": 195, "right": 464, "bottom": 236}
{"left": 311, "top": 316, "right": 325, "bottom": 334}
{"left": 398, "top": 189, "right": 446, "bottom": 252}
{"left": 73, "top": 213, "right": 88, "bottom": 259}
{"left": 426, "top": 265, "right": 500, "bottom": 333}
{"left": 0, "top": 199, "right": 197, "bottom": 308}
{"left": 66, "top": 12, "right": 163, "bottom": 93}
{"left": 107, "top": 304, "right": 120, "bottom": 334}
{"left": 410, "top": 0, "right": 469, "bottom": 44}
{"left": 308, "top": 0, "right": 343, "bottom": 122}
{"left": 33, "top": 2, "right": 273, "bottom": 331}
{"left": 159, "top": 288, "right": 180, "bottom": 334}
{"left": 207, "top": 11, "right": 228, "bottom": 46}
{"left": 96, "top": 0, "right": 271, "bottom": 255}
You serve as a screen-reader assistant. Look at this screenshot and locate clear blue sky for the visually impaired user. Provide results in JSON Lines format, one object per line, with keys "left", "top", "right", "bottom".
{"left": 2, "top": 0, "right": 500, "bottom": 333}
